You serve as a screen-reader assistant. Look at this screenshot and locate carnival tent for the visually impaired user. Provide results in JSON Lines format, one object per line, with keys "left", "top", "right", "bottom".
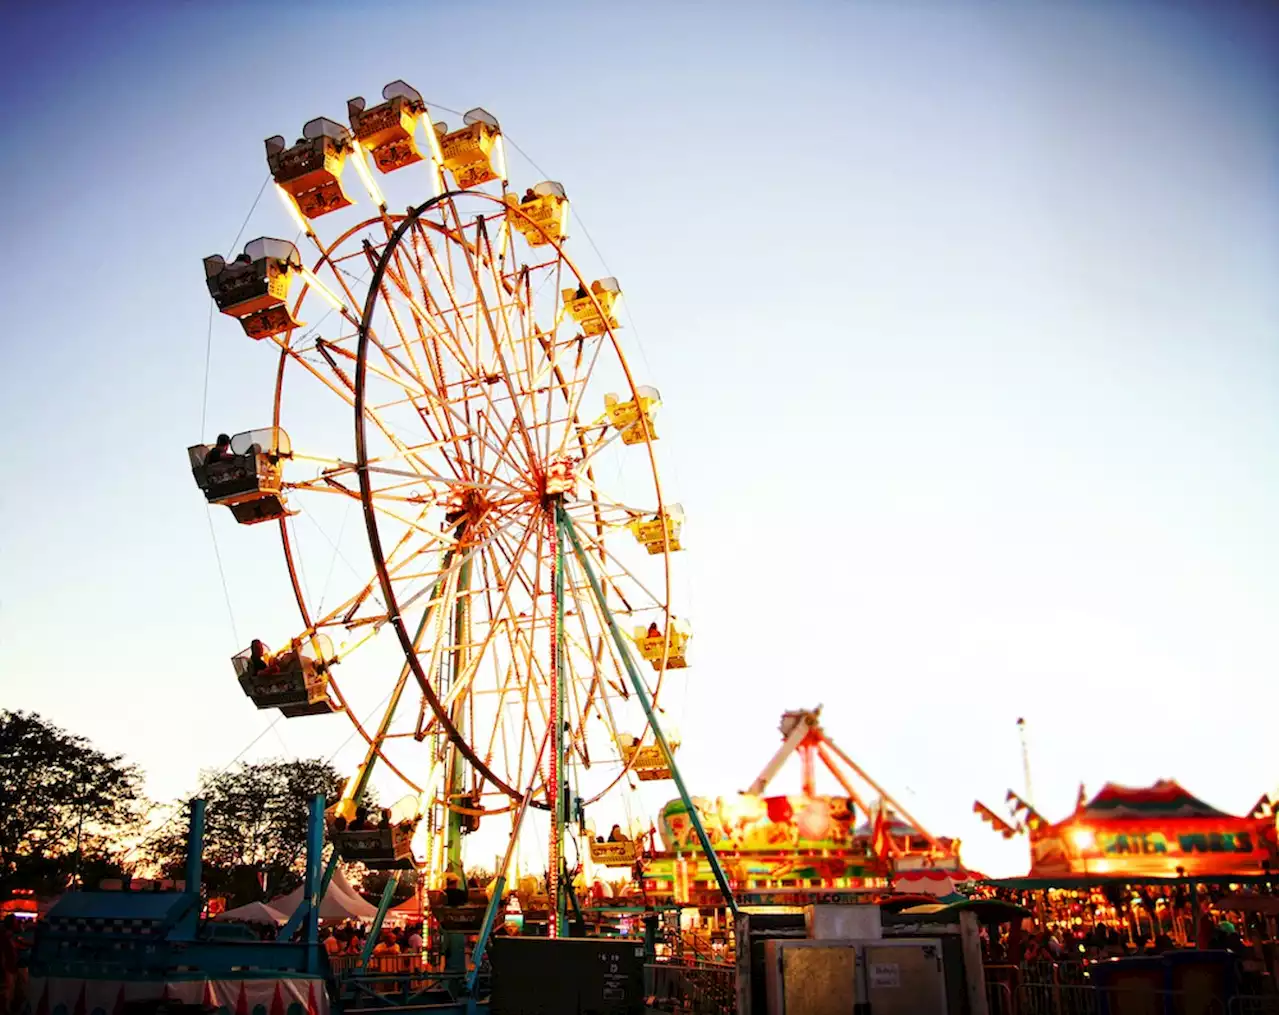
{"left": 390, "top": 895, "right": 424, "bottom": 918}
{"left": 214, "top": 900, "right": 286, "bottom": 925}
{"left": 891, "top": 868, "right": 986, "bottom": 897}
{"left": 1026, "top": 780, "right": 1277, "bottom": 878}
{"left": 268, "top": 865, "right": 378, "bottom": 922}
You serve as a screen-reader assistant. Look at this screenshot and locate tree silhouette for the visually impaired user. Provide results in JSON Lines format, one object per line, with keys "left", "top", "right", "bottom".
{"left": 0, "top": 710, "right": 145, "bottom": 892}
{"left": 141, "top": 757, "right": 373, "bottom": 905}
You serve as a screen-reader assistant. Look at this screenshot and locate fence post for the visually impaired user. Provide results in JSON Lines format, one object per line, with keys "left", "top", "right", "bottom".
{"left": 958, "top": 911, "right": 991, "bottom": 1015}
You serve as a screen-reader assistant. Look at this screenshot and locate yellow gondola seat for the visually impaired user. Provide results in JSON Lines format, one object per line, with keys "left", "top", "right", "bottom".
{"left": 589, "top": 839, "right": 640, "bottom": 867}
{"left": 232, "top": 634, "right": 335, "bottom": 715}
{"left": 204, "top": 237, "right": 303, "bottom": 341}
{"left": 188, "top": 426, "right": 292, "bottom": 525}
{"left": 266, "top": 117, "right": 354, "bottom": 219}
{"left": 604, "top": 386, "right": 661, "bottom": 445}
{"left": 628, "top": 503, "right": 684, "bottom": 554}
{"left": 504, "top": 181, "right": 568, "bottom": 247}
{"left": 329, "top": 795, "right": 420, "bottom": 870}
{"left": 631, "top": 618, "right": 690, "bottom": 670}
{"left": 434, "top": 108, "right": 501, "bottom": 190}
{"left": 561, "top": 277, "right": 621, "bottom": 336}
{"left": 619, "top": 736, "right": 680, "bottom": 782}
{"left": 348, "top": 80, "right": 426, "bottom": 174}
{"left": 544, "top": 455, "right": 577, "bottom": 497}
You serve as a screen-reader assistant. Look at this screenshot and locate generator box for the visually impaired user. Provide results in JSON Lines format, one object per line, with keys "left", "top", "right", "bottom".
{"left": 763, "top": 940, "right": 858, "bottom": 1015}
{"left": 490, "top": 936, "right": 645, "bottom": 1015}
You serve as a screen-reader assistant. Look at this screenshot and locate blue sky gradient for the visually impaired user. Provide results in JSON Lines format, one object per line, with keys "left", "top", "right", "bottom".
{"left": 0, "top": 1, "right": 1274, "bottom": 876}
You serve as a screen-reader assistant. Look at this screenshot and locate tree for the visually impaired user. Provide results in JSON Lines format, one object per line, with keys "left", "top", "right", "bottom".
{"left": 141, "top": 758, "right": 368, "bottom": 905}
{"left": 0, "top": 710, "right": 146, "bottom": 892}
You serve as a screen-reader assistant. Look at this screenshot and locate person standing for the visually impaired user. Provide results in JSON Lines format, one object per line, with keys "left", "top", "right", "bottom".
{"left": 0, "top": 917, "right": 17, "bottom": 1015}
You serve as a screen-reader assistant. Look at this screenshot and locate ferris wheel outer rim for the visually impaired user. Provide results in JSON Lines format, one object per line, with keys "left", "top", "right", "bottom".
{"left": 270, "top": 325, "right": 426, "bottom": 795}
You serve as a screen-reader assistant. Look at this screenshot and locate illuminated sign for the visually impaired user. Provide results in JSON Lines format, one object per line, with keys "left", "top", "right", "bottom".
{"left": 1098, "top": 831, "right": 1255, "bottom": 857}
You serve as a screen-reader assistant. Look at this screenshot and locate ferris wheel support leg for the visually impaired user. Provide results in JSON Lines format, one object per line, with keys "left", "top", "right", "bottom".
{"left": 445, "top": 552, "right": 474, "bottom": 883}
{"left": 556, "top": 506, "right": 740, "bottom": 919}
{"left": 549, "top": 512, "right": 569, "bottom": 938}
{"left": 357, "top": 871, "right": 402, "bottom": 971}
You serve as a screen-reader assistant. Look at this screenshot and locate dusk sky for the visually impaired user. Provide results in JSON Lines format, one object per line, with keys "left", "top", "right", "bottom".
{"left": 0, "top": 1, "right": 1275, "bottom": 877}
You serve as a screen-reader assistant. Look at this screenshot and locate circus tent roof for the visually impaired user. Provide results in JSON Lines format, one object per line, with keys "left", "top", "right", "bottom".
{"left": 1077, "top": 780, "right": 1233, "bottom": 822}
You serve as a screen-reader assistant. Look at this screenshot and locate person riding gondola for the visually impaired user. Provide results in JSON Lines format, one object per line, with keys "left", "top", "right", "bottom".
{"left": 204, "top": 433, "right": 234, "bottom": 466}
{"left": 443, "top": 872, "right": 468, "bottom": 906}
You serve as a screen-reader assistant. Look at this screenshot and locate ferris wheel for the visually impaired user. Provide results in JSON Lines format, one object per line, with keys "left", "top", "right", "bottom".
{"left": 188, "top": 81, "right": 707, "bottom": 921}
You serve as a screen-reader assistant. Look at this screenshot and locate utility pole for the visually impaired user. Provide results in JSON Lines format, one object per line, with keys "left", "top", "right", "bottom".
{"left": 1016, "top": 717, "right": 1034, "bottom": 806}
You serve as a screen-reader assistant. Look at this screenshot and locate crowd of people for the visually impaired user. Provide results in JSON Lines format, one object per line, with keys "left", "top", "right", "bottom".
{"left": 320, "top": 922, "right": 424, "bottom": 960}
{"left": 976, "top": 882, "right": 1277, "bottom": 995}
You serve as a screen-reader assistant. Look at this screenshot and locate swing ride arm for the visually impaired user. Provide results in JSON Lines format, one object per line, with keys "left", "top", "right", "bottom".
{"left": 747, "top": 713, "right": 815, "bottom": 796}
{"left": 557, "top": 505, "right": 739, "bottom": 918}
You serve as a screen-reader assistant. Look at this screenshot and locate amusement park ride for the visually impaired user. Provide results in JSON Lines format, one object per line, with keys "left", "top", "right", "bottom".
{"left": 150, "top": 78, "right": 732, "bottom": 1010}
{"left": 626, "top": 707, "right": 968, "bottom": 909}
{"left": 30, "top": 81, "right": 970, "bottom": 1015}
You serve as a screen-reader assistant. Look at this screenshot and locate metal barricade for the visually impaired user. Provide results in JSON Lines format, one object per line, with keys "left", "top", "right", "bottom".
{"left": 1017, "top": 981, "right": 1231, "bottom": 1015}
{"left": 987, "top": 978, "right": 1016, "bottom": 1015}
{"left": 1230, "top": 997, "right": 1280, "bottom": 1015}
{"left": 645, "top": 961, "right": 737, "bottom": 1014}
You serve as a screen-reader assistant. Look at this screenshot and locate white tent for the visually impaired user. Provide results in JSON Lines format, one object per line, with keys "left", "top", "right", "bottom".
{"left": 268, "top": 864, "right": 378, "bottom": 922}
{"left": 215, "top": 900, "right": 286, "bottom": 924}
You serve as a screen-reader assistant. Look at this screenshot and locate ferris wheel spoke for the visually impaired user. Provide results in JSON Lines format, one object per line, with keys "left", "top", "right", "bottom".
{"left": 371, "top": 226, "right": 439, "bottom": 388}
{"left": 376, "top": 244, "right": 476, "bottom": 477}
{"left": 384, "top": 248, "right": 483, "bottom": 386}
{"left": 363, "top": 463, "right": 524, "bottom": 500}
{"left": 562, "top": 558, "right": 634, "bottom": 710}
{"left": 409, "top": 220, "right": 487, "bottom": 374}
{"left": 448, "top": 220, "right": 542, "bottom": 472}
{"left": 429, "top": 512, "right": 539, "bottom": 719}
{"left": 393, "top": 502, "right": 530, "bottom": 621}
{"left": 299, "top": 528, "right": 435, "bottom": 637}
{"left": 562, "top": 514, "right": 667, "bottom": 614}
{"left": 478, "top": 535, "right": 542, "bottom": 732}
{"left": 570, "top": 418, "right": 629, "bottom": 474}
{"left": 474, "top": 551, "right": 525, "bottom": 775}
{"left": 562, "top": 478, "right": 664, "bottom": 530}
{"left": 560, "top": 573, "right": 656, "bottom": 806}
{"left": 550, "top": 335, "right": 609, "bottom": 468}
{"left": 474, "top": 220, "right": 526, "bottom": 360}
{"left": 274, "top": 336, "right": 445, "bottom": 487}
